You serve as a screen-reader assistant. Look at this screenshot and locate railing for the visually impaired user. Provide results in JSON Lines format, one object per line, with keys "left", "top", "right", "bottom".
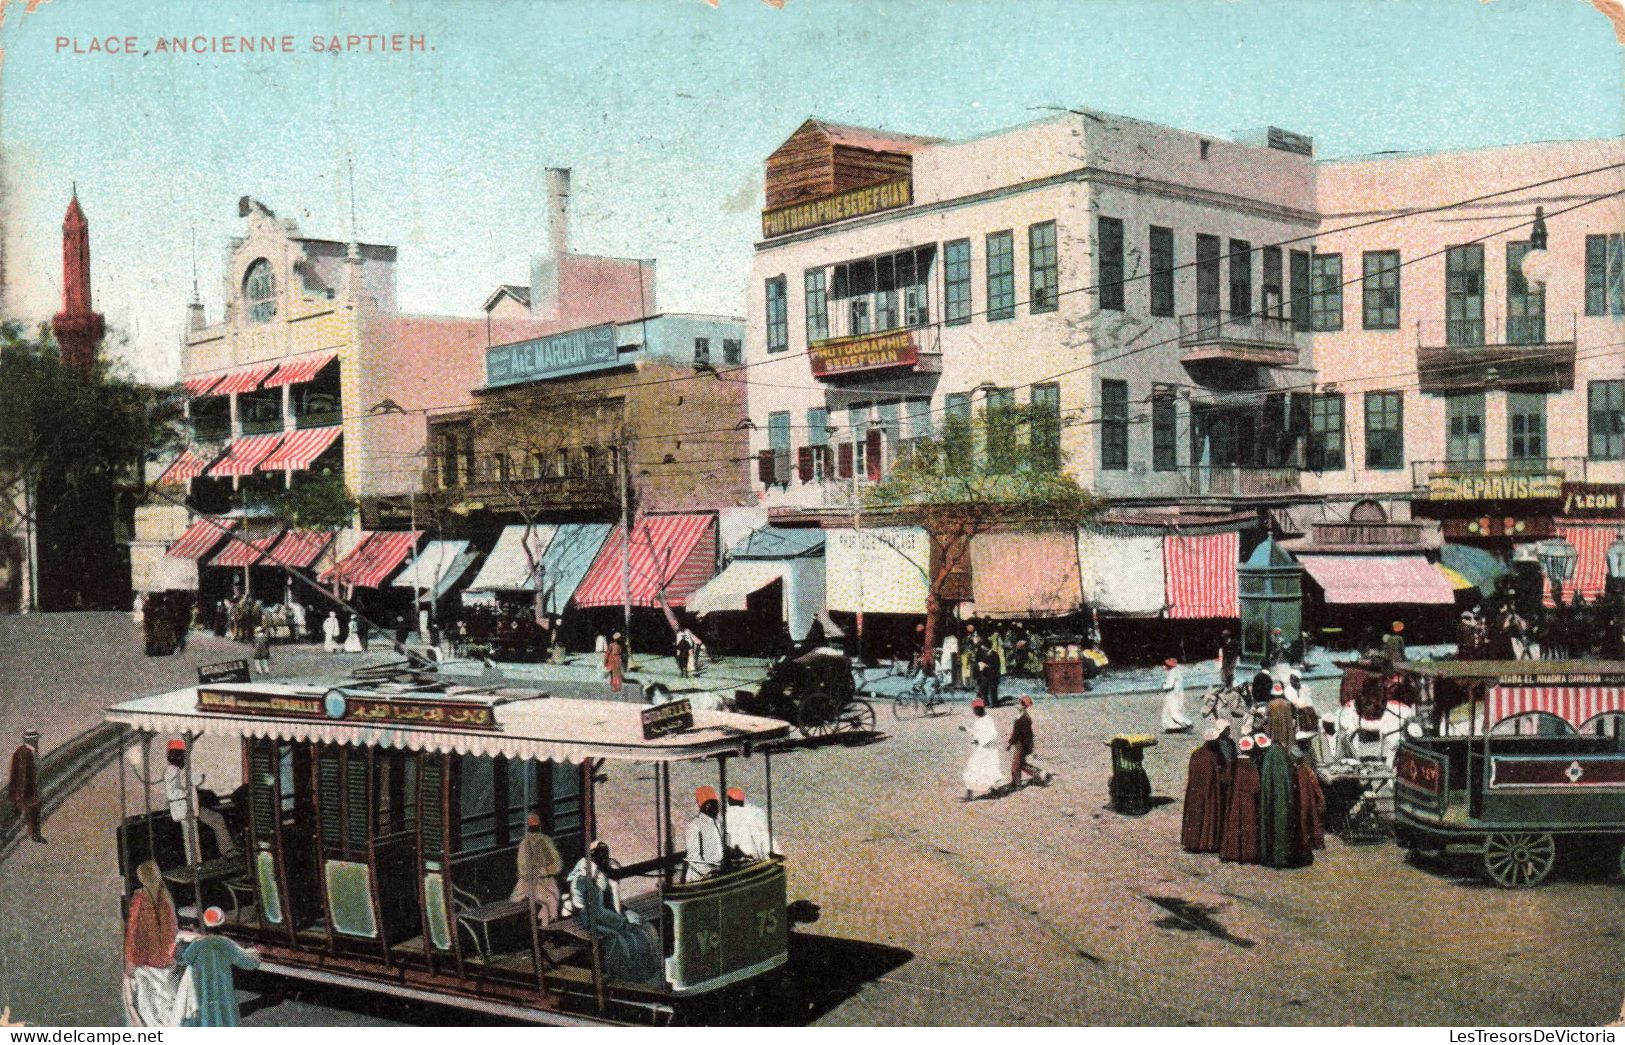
{"left": 1411, "top": 456, "right": 1588, "bottom": 488}
{"left": 426, "top": 468, "right": 619, "bottom": 507}
{"left": 238, "top": 415, "right": 284, "bottom": 437}
{"left": 1415, "top": 313, "right": 1577, "bottom": 349}
{"left": 1178, "top": 311, "right": 1297, "bottom": 350}
{"left": 1311, "top": 521, "right": 1425, "bottom": 547}
{"left": 296, "top": 409, "right": 343, "bottom": 429}
{"left": 1180, "top": 465, "right": 1302, "bottom": 497}
{"left": 191, "top": 421, "right": 230, "bottom": 444}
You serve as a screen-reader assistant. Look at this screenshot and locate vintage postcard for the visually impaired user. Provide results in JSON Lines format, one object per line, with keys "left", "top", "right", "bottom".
{"left": 1, "top": 0, "right": 1624, "bottom": 1030}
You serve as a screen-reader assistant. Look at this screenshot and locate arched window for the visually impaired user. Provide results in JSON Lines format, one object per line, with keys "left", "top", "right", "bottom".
{"left": 244, "top": 259, "right": 276, "bottom": 323}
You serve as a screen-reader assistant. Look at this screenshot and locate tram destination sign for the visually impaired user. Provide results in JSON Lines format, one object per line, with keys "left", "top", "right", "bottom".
{"left": 196, "top": 687, "right": 499, "bottom": 729}
{"left": 642, "top": 699, "right": 693, "bottom": 740}
{"left": 197, "top": 660, "right": 251, "bottom": 685}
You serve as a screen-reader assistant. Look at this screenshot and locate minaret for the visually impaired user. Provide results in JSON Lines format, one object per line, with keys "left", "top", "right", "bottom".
{"left": 51, "top": 189, "right": 105, "bottom": 376}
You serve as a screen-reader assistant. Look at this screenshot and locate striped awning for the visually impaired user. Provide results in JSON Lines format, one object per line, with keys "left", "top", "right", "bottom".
{"left": 573, "top": 514, "right": 717, "bottom": 609}
{"left": 319, "top": 530, "right": 422, "bottom": 589}
{"left": 165, "top": 517, "right": 238, "bottom": 561}
{"left": 211, "top": 362, "right": 282, "bottom": 397}
{"left": 1542, "top": 525, "right": 1619, "bottom": 606}
{"left": 208, "top": 433, "right": 285, "bottom": 477}
{"left": 1298, "top": 554, "right": 1456, "bottom": 606}
{"left": 259, "top": 426, "right": 341, "bottom": 472}
{"left": 210, "top": 531, "right": 285, "bottom": 569}
{"left": 155, "top": 449, "right": 214, "bottom": 485}
{"left": 1162, "top": 532, "right": 1240, "bottom": 619}
{"left": 262, "top": 352, "right": 337, "bottom": 389}
{"left": 266, "top": 529, "right": 335, "bottom": 570}
{"left": 182, "top": 375, "right": 222, "bottom": 397}
{"left": 1487, "top": 685, "right": 1625, "bottom": 730}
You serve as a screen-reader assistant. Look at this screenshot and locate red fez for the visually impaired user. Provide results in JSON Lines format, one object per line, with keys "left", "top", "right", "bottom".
{"left": 727, "top": 787, "right": 745, "bottom": 802}
{"left": 1256, "top": 734, "right": 1273, "bottom": 748}
{"left": 203, "top": 906, "right": 226, "bottom": 928}
{"left": 166, "top": 739, "right": 186, "bottom": 753}
{"left": 526, "top": 813, "right": 541, "bottom": 829}
{"left": 695, "top": 786, "right": 719, "bottom": 806}
{"left": 1237, "top": 736, "right": 1255, "bottom": 751}
{"left": 1019, "top": 695, "right": 1033, "bottom": 708}
{"left": 971, "top": 698, "right": 986, "bottom": 709}
{"left": 1164, "top": 658, "right": 1178, "bottom": 668}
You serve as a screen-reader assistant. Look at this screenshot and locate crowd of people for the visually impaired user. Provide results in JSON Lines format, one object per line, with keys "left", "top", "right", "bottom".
{"left": 1455, "top": 595, "right": 1624, "bottom": 661}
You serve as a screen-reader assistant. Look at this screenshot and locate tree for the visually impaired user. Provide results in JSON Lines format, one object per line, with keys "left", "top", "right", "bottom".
{"left": 863, "top": 400, "right": 1103, "bottom": 655}
{"left": 245, "top": 468, "right": 358, "bottom": 599}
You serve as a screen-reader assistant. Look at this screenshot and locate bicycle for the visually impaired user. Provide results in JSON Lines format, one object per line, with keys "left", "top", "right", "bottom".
{"left": 892, "top": 672, "right": 949, "bottom": 720}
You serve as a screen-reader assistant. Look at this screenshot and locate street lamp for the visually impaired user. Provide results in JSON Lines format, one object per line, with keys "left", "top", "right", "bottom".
{"left": 1607, "top": 533, "right": 1625, "bottom": 658}
{"left": 1536, "top": 536, "right": 1578, "bottom": 606}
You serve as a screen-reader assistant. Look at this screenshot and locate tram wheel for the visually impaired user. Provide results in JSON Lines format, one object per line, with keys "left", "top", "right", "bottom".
{"left": 797, "top": 690, "right": 840, "bottom": 739}
{"left": 1482, "top": 832, "right": 1557, "bottom": 888}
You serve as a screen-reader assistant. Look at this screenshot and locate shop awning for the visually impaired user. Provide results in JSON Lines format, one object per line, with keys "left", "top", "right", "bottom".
{"left": 262, "top": 352, "right": 337, "bottom": 389}
{"left": 210, "top": 531, "right": 285, "bottom": 569}
{"left": 210, "top": 362, "right": 282, "bottom": 397}
{"left": 1440, "top": 542, "right": 1512, "bottom": 596}
{"left": 574, "top": 514, "right": 717, "bottom": 609}
{"left": 155, "top": 449, "right": 215, "bottom": 486}
{"left": 319, "top": 530, "right": 422, "bottom": 589}
{"left": 1438, "top": 565, "right": 1476, "bottom": 591}
{"left": 391, "top": 540, "right": 477, "bottom": 601}
{"left": 1543, "top": 525, "right": 1618, "bottom": 605}
{"left": 182, "top": 375, "right": 222, "bottom": 398}
{"left": 686, "top": 560, "right": 791, "bottom": 617}
{"left": 207, "top": 433, "right": 285, "bottom": 477}
{"left": 969, "top": 531, "right": 1083, "bottom": 618}
{"left": 464, "top": 524, "right": 614, "bottom": 613}
{"left": 467, "top": 524, "right": 555, "bottom": 591}
{"left": 824, "top": 526, "right": 930, "bottom": 615}
{"left": 1077, "top": 531, "right": 1166, "bottom": 616}
{"left": 266, "top": 529, "right": 335, "bottom": 570}
{"left": 165, "top": 517, "right": 238, "bottom": 561}
{"left": 732, "top": 527, "right": 826, "bottom": 560}
{"left": 258, "top": 426, "right": 341, "bottom": 472}
{"left": 1297, "top": 554, "right": 1456, "bottom": 605}
{"left": 1163, "top": 532, "right": 1240, "bottom": 619}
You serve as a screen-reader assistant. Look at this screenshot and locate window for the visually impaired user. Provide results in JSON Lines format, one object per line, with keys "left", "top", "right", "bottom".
{"left": 1445, "top": 245, "right": 1484, "bottom": 346}
{"left": 1029, "top": 221, "right": 1058, "bottom": 313}
{"left": 904, "top": 398, "right": 932, "bottom": 441}
{"left": 722, "top": 338, "right": 742, "bottom": 365}
{"left": 1031, "top": 384, "right": 1061, "bottom": 472}
{"left": 1100, "top": 379, "right": 1129, "bottom": 471}
{"left": 1364, "top": 391, "right": 1404, "bottom": 470}
{"left": 876, "top": 401, "right": 901, "bottom": 471}
{"left": 1149, "top": 226, "right": 1175, "bottom": 317}
{"left": 1507, "top": 392, "right": 1546, "bottom": 466}
{"left": 1308, "top": 394, "right": 1345, "bottom": 471}
{"left": 1309, "top": 253, "right": 1342, "bottom": 331}
{"left": 244, "top": 259, "right": 275, "bottom": 324}
{"left": 1585, "top": 234, "right": 1625, "bottom": 317}
{"left": 985, "top": 388, "right": 1016, "bottom": 473}
{"left": 765, "top": 276, "right": 788, "bottom": 354}
{"left": 1591, "top": 380, "right": 1625, "bottom": 460}
{"left": 1098, "top": 217, "right": 1125, "bottom": 312}
{"left": 829, "top": 247, "right": 934, "bottom": 337}
{"left": 805, "top": 407, "right": 830, "bottom": 480}
{"left": 848, "top": 401, "right": 872, "bottom": 477}
{"left": 1290, "top": 250, "right": 1311, "bottom": 331}
{"left": 456, "top": 755, "right": 498, "bottom": 853}
{"left": 1196, "top": 234, "right": 1221, "bottom": 319}
{"left": 945, "top": 393, "right": 973, "bottom": 471}
{"left": 1261, "top": 247, "right": 1283, "bottom": 318}
{"left": 1362, "top": 251, "right": 1400, "bottom": 330}
{"left": 1445, "top": 393, "right": 1485, "bottom": 465}
{"left": 1506, "top": 242, "right": 1546, "bottom": 344}
{"left": 986, "top": 232, "right": 1015, "bottom": 320}
{"left": 767, "top": 411, "right": 791, "bottom": 484}
{"left": 944, "top": 239, "right": 972, "bottom": 325}
{"left": 1228, "top": 239, "right": 1252, "bottom": 318}
{"left": 804, "top": 270, "right": 828, "bottom": 343}
{"left": 1151, "top": 387, "right": 1177, "bottom": 471}
{"left": 439, "top": 431, "right": 462, "bottom": 488}
{"left": 693, "top": 337, "right": 710, "bottom": 365}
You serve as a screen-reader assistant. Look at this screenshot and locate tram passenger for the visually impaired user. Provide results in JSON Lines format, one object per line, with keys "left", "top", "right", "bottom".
{"left": 683, "top": 786, "right": 725, "bottom": 879}
{"left": 510, "top": 814, "right": 562, "bottom": 924}
{"left": 163, "top": 740, "right": 238, "bottom": 863}
{"left": 179, "top": 907, "right": 259, "bottom": 1027}
{"left": 725, "top": 787, "right": 771, "bottom": 861}
{"left": 568, "top": 842, "right": 661, "bottom": 985}
{"left": 123, "top": 861, "right": 183, "bottom": 1027}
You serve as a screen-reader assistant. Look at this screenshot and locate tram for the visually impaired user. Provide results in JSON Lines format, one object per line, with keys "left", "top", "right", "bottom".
{"left": 105, "top": 672, "right": 792, "bottom": 1024}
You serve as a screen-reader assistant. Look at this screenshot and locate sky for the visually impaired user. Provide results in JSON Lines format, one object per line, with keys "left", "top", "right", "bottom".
{"left": 0, "top": 0, "right": 1621, "bottom": 383}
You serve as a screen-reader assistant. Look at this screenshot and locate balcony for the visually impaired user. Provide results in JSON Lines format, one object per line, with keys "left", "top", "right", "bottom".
{"left": 1178, "top": 311, "right": 1299, "bottom": 369}
{"left": 1416, "top": 314, "right": 1577, "bottom": 395}
{"left": 1179, "top": 465, "right": 1302, "bottom": 497}
{"left": 239, "top": 414, "right": 285, "bottom": 437}
{"left": 426, "top": 469, "right": 619, "bottom": 513}
{"left": 1412, "top": 456, "right": 1588, "bottom": 500}
{"left": 191, "top": 420, "right": 231, "bottom": 445}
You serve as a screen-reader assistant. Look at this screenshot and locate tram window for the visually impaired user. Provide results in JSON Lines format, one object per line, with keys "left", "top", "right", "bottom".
{"left": 374, "top": 751, "right": 419, "bottom": 835}
{"left": 1490, "top": 712, "right": 1575, "bottom": 738}
{"left": 1581, "top": 712, "right": 1625, "bottom": 750}
{"left": 456, "top": 756, "right": 499, "bottom": 853}
{"left": 278, "top": 745, "right": 296, "bottom": 815}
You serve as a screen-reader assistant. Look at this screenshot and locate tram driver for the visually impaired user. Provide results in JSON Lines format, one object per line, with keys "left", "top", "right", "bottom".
{"left": 683, "top": 786, "right": 725, "bottom": 880}
{"left": 162, "top": 740, "right": 238, "bottom": 864}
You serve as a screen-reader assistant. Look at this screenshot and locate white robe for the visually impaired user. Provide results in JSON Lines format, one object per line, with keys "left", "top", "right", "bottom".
{"left": 124, "top": 964, "right": 192, "bottom": 1027}
{"left": 683, "top": 813, "right": 724, "bottom": 879}
{"left": 322, "top": 615, "right": 341, "bottom": 652}
{"left": 726, "top": 803, "right": 772, "bottom": 860}
{"left": 1161, "top": 666, "right": 1191, "bottom": 731}
{"left": 962, "top": 714, "right": 1003, "bottom": 793}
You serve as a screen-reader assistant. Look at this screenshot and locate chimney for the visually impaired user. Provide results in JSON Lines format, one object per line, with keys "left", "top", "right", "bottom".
{"left": 531, "top": 168, "right": 570, "bottom": 319}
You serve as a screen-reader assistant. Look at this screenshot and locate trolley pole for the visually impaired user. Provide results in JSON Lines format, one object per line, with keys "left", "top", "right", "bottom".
{"left": 620, "top": 439, "right": 633, "bottom": 663}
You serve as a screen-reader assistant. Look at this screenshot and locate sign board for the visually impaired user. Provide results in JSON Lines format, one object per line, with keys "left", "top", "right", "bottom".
{"left": 761, "top": 177, "right": 912, "bottom": 238}
{"left": 1426, "top": 471, "right": 1564, "bottom": 502}
{"left": 1441, "top": 516, "right": 1554, "bottom": 540}
{"left": 641, "top": 698, "right": 693, "bottom": 740}
{"left": 196, "top": 686, "right": 499, "bottom": 729}
{"left": 1561, "top": 482, "right": 1625, "bottom": 519}
{"left": 486, "top": 324, "right": 619, "bottom": 387}
{"left": 808, "top": 329, "right": 919, "bottom": 379}
{"left": 197, "top": 659, "right": 251, "bottom": 685}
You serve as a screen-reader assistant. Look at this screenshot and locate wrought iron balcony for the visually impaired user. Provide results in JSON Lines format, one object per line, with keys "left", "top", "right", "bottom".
{"left": 424, "top": 467, "right": 619, "bottom": 512}
{"left": 1179, "top": 465, "right": 1302, "bottom": 497}
{"left": 1415, "top": 313, "right": 1577, "bottom": 394}
{"left": 1178, "top": 311, "right": 1299, "bottom": 368}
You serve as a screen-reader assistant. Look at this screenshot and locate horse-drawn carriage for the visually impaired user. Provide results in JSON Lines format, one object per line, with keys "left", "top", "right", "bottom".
{"left": 734, "top": 648, "right": 876, "bottom": 740}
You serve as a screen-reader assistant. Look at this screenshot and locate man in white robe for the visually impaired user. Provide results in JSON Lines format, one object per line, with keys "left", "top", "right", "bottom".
{"left": 322, "top": 612, "right": 342, "bottom": 653}
{"left": 683, "top": 787, "right": 725, "bottom": 880}
{"left": 961, "top": 699, "right": 1003, "bottom": 799}
{"left": 1161, "top": 658, "right": 1192, "bottom": 733}
{"left": 725, "top": 787, "right": 772, "bottom": 861}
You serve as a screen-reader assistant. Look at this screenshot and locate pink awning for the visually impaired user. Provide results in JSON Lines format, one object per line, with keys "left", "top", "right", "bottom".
{"left": 1163, "top": 532, "right": 1240, "bottom": 619}
{"left": 1298, "top": 554, "right": 1456, "bottom": 606}
{"left": 1543, "top": 525, "right": 1618, "bottom": 606}
{"left": 207, "top": 433, "right": 285, "bottom": 477}
{"left": 155, "top": 449, "right": 215, "bottom": 485}
{"left": 210, "top": 532, "right": 284, "bottom": 569}
{"left": 262, "top": 352, "right": 338, "bottom": 389}
{"left": 573, "top": 514, "right": 717, "bottom": 608}
{"left": 267, "top": 529, "right": 335, "bottom": 570}
{"left": 969, "top": 531, "right": 1083, "bottom": 618}
{"left": 165, "top": 517, "right": 238, "bottom": 561}
{"left": 182, "top": 375, "right": 222, "bottom": 397}
{"left": 259, "top": 426, "right": 341, "bottom": 472}
{"left": 319, "top": 530, "right": 422, "bottom": 589}
{"left": 210, "top": 362, "right": 281, "bottom": 397}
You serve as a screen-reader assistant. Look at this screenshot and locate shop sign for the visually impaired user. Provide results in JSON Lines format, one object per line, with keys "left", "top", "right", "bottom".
{"left": 1426, "top": 471, "right": 1564, "bottom": 502}
{"left": 1561, "top": 482, "right": 1625, "bottom": 519}
{"left": 808, "top": 329, "right": 918, "bottom": 378}
{"left": 1442, "top": 516, "right": 1554, "bottom": 540}
{"left": 486, "top": 324, "right": 619, "bottom": 387}
{"left": 761, "top": 177, "right": 912, "bottom": 238}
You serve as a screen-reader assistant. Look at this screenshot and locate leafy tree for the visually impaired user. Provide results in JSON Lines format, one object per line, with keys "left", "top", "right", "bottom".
{"left": 245, "top": 468, "right": 358, "bottom": 597}
{"left": 863, "top": 400, "right": 1103, "bottom": 656}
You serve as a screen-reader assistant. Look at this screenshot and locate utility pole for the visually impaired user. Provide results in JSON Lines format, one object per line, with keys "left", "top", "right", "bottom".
{"left": 619, "top": 438, "right": 633, "bottom": 663}
{"left": 408, "top": 489, "right": 424, "bottom": 638}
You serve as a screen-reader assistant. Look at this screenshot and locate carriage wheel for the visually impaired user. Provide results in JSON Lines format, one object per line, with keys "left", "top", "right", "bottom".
{"left": 840, "top": 699, "right": 877, "bottom": 735}
{"left": 1482, "top": 832, "right": 1557, "bottom": 888}
{"left": 797, "top": 690, "right": 841, "bottom": 739}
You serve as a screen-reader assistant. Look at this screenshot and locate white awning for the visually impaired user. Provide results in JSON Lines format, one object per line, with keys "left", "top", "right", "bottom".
{"left": 390, "top": 540, "right": 475, "bottom": 601}
{"left": 685, "top": 560, "right": 790, "bottom": 616}
{"left": 466, "top": 525, "right": 554, "bottom": 591}
{"left": 1077, "top": 531, "right": 1166, "bottom": 616}
{"left": 824, "top": 526, "right": 929, "bottom": 615}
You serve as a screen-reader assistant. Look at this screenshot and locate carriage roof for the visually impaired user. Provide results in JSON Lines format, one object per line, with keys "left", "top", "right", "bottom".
{"left": 104, "top": 681, "right": 790, "bottom": 764}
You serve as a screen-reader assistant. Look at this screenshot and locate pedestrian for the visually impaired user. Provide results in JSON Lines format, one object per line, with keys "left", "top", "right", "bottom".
{"left": 322, "top": 611, "right": 341, "bottom": 653}
{"left": 178, "top": 907, "right": 259, "bottom": 1027}
{"left": 960, "top": 625, "right": 978, "bottom": 688}
{"left": 7, "top": 729, "right": 45, "bottom": 844}
{"left": 674, "top": 627, "right": 696, "bottom": 678}
{"left": 509, "top": 813, "right": 563, "bottom": 925}
{"left": 163, "top": 740, "right": 237, "bottom": 863}
{"left": 960, "top": 699, "right": 1004, "bottom": 800}
{"left": 123, "top": 860, "right": 183, "bottom": 1027}
{"left": 394, "top": 614, "right": 409, "bottom": 648}
{"left": 938, "top": 629, "right": 960, "bottom": 689}
{"left": 251, "top": 625, "right": 271, "bottom": 676}
{"left": 1382, "top": 621, "right": 1407, "bottom": 663}
{"left": 1265, "top": 627, "right": 1287, "bottom": 668}
{"left": 683, "top": 787, "right": 724, "bottom": 879}
{"left": 990, "top": 625, "right": 1007, "bottom": 676}
{"left": 1217, "top": 628, "right": 1239, "bottom": 689}
{"left": 289, "top": 601, "right": 307, "bottom": 642}
{"left": 724, "top": 786, "right": 773, "bottom": 861}
{"left": 974, "top": 638, "right": 1002, "bottom": 707}
{"left": 1006, "top": 694, "right": 1051, "bottom": 790}
{"left": 1256, "top": 734, "right": 1301, "bottom": 869}
{"left": 605, "top": 631, "right": 625, "bottom": 693}
{"left": 1161, "top": 658, "right": 1192, "bottom": 733}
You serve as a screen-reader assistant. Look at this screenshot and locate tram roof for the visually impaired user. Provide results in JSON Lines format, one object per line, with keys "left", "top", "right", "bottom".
{"left": 104, "top": 682, "right": 790, "bottom": 764}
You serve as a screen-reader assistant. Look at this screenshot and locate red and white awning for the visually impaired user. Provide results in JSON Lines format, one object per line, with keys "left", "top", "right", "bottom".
{"left": 1542, "top": 525, "right": 1619, "bottom": 606}
{"left": 259, "top": 426, "right": 341, "bottom": 472}
{"left": 573, "top": 514, "right": 718, "bottom": 609}
{"left": 266, "top": 529, "right": 335, "bottom": 570}
{"left": 1298, "top": 554, "right": 1457, "bottom": 606}
{"left": 210, "top": 362, "right": 282, "bottom": 397}
{"left": 165, "top": 517, "right": 238, "bottom": 561}
{"left": 210, "top": 532, "right": 284, "bottom": 569}
{"left": 1487, "top": 685, "right": 1625, "bottom": 730}
{"left": 1162, "top": 532, "right": 1240, "bottom": 619}
{"left": 182, "top": 375, "right": 222, "bottom": 397}
{"left": 207, "top": 433, "right": 285, "bottom": 477}
{"left": 155, "top": 449, "right": 215, "bottom": 485}
{"left": 262, "top": 352, "right": 338, "bottom": 389}
{"left": 319, "top": 530, "right": 422, "bottom": 589}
